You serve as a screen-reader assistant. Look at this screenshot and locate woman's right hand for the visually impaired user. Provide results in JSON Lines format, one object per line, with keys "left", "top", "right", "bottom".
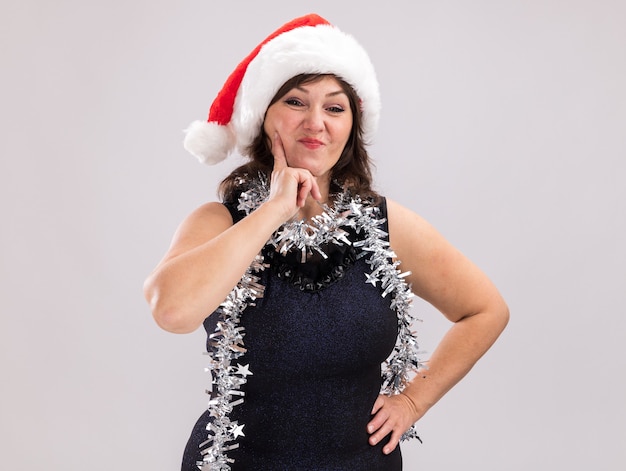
{"left": 267, "top": 132, "right": 322, "bottom": 221}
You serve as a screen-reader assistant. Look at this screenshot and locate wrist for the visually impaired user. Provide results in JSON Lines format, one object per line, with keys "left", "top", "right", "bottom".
{"left": 399, "top": 389, "right": 428, "bottom": 423}
{"left": 257, "top": 199, "right": 294, "bottom": 228}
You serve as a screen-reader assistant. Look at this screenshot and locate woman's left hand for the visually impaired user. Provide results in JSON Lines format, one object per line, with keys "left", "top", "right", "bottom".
{"left": 367, "top": 393, "right": 421, "bottom": 454}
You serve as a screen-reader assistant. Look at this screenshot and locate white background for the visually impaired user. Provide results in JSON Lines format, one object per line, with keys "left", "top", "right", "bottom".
{"left": 1, "top": 1, "right": 624, "bottom": 469}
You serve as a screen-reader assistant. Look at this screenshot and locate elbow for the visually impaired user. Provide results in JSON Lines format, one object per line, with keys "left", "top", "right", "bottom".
{"left": 459, "top": 295, "right": 510, "bottom": 337}
{"left": 143, "top": 276, "right": 200, "bottom": 334}
{"left": 152, "top": 307, "right": 200, "bottom": 334}
{"left": 494, "top": 297, "right": 510, "bottom": 334}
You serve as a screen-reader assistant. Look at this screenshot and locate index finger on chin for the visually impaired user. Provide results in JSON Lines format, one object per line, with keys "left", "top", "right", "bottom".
{"left": 272, "top": 132, "right": 288, "bottom": 171}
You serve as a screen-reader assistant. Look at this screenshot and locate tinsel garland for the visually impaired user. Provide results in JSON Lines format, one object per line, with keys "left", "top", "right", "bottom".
{"left": 198, "top": 255, "right": 268, "bottom": 470}
{"left": 198, "top": 177, "right": 422, "bottom": 470}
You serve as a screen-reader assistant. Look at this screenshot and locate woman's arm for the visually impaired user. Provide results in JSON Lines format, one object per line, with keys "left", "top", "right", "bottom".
{"left": 143, "top": 199, "right": 289, "bottom": 334}
{"left": 368, "top": 198, "right": 510, "bottom": 453}
{"left": 143, "top": 133, "right": 322, "bottom": 334}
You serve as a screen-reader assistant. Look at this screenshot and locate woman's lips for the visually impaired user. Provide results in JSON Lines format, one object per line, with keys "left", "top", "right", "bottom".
{"left": 298, "top": 138, "right": 324, "bottom": 149}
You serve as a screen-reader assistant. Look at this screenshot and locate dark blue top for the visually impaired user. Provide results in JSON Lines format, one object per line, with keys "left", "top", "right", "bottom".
{"left": 182, "top": 198, "right": 402, "bottom": 470}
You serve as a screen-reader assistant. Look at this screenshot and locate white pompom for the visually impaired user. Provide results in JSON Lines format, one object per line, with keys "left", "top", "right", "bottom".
{"left": 183, "top": 120, "right": 236, "bottom": 165}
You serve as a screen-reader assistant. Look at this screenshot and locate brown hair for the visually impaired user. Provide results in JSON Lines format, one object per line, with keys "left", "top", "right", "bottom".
{"left": 219, "top": 74, "right": 378, "bottom": 202}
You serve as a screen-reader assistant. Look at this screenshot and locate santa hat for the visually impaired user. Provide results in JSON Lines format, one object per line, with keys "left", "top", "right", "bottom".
{"left": 184, "top": 13, "right": 380, "bottom": 165}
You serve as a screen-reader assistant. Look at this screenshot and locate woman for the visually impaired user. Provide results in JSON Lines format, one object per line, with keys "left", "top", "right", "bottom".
{"left": 144, "top": 14, "right": 509, "bottom": 471}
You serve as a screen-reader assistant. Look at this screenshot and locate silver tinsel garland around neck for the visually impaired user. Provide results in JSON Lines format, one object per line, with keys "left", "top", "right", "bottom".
{"left": 198, "top": 176, "right": 423, "bottom": 470}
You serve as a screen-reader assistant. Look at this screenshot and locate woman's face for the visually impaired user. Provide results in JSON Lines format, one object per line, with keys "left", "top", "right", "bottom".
{"left": 263, "top": 76, "right": 353, "bottom": 181}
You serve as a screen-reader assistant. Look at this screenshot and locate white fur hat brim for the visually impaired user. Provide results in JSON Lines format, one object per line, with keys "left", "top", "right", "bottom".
{"left": 233, "top": 24, "right": 380, "bottom": 155}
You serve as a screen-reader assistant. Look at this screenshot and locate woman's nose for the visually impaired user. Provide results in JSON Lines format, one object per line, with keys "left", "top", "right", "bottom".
{"left": 303, "top": 108, "right": 324, "bottom": 132}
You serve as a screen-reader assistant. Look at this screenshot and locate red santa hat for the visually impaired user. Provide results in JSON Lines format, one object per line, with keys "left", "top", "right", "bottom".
{"left": 184, "top": 13, "right": 381, "bottom": 165}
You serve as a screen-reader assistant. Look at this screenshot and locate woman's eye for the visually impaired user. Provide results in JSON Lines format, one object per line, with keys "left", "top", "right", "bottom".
{"left": 284, "top": 98, "right": 304, "bottom": 106}
{"left": 327, "top": 106, "right": 345, "bottom": 113}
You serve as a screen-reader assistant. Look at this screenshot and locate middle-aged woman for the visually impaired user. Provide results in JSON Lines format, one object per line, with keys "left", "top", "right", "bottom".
{"left": 144, "top": 13, "right": 509, "bottom": 471}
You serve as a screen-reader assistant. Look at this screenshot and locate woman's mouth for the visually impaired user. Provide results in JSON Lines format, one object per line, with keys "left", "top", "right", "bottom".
{"left": 298, "top": 138, "right": 324, "bottom": 150}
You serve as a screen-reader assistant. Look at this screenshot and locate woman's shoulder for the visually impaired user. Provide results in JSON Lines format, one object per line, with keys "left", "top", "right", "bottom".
{"left": 186, "top": 201, "right": 234, "bottom": 225}
{"left": 146, "top": 201, "right": 234, "bottom": 277}
{"left": 384, "top": 197, "right": 441, "bottom": 264}
{"left": 169, "top": 201, "right": 233, "bottom": 249}
{"left": 384, "top": 197, "right": 427, "bottom": 231}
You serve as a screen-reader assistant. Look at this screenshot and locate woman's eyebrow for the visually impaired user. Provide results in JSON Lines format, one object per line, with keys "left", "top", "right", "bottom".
{"left": 326, "top": 90, "right": 347, "bottom": 98}
{"left": 293, "top": 86, "right": 347, "bottom": 98}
